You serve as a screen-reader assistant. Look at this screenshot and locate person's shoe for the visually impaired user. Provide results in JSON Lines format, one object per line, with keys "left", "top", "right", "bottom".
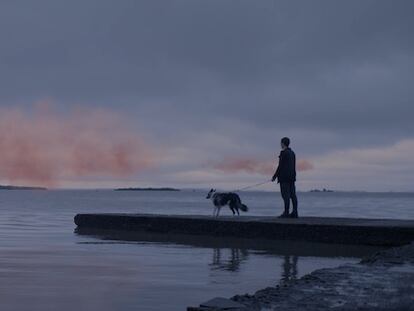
{"left": 278, "top": 212, "right": 289, "bottom": 218}
{"left": 289, "top": 211, "right": 298, "bottom": 218}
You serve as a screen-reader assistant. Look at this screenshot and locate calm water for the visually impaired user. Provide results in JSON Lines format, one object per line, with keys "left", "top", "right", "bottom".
{"left": 0, "top": 190, "right": 413, "bottom": 311}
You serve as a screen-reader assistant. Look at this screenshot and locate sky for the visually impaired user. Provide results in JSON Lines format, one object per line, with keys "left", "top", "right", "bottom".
{"left": 0, "top": 0, "right": 413, "bottom": 191}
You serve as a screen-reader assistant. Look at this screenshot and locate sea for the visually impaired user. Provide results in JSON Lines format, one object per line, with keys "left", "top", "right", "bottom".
{"left": 0, "top": 189, "right": 413, "bottom": 311}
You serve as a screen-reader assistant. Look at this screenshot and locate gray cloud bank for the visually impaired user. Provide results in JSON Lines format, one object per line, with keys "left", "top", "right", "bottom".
{"left": 0, "top": 0, "right": 413, "bottom": 190}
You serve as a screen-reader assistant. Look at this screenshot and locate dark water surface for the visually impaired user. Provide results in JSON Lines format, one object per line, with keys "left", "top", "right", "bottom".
{"left": 1, "top": 190, "right": 412, "bottom": 311}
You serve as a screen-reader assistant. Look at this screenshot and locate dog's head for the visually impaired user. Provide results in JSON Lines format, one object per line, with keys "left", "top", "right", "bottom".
{"left": 206, "top": 188, "right": 216, "bottom": 199}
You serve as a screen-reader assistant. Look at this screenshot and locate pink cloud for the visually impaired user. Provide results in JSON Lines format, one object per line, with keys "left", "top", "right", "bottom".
{"left": 211, "top": 157, "right": 314, "bottom": 175}
{"left": 0, "top": 103, "right": 153, "bottom": 187}
{"left": 297, "top": 159, "right": 314, "bottom": 171}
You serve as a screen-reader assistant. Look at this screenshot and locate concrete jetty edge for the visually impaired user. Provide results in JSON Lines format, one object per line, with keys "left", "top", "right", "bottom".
{"left": 74, "top": 213, "right": 414, "bottom": 246}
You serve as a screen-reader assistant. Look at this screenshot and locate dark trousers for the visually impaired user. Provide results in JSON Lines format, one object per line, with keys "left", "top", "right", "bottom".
{"left": 280, "top": 182, "right": 298, "bottom": 213}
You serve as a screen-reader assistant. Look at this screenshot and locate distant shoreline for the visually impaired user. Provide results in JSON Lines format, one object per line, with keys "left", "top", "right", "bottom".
{"left": 309, "top": 188, "right": 334, "bottom": 193}
{"left": 0, "top": 185, "right": 47, "bottom": 190}
{"left": 114, "top": 187, "right": 180, "bottom": 192}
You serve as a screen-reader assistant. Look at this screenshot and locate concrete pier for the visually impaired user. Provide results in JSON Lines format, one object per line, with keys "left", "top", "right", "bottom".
{"left": 74, "top": 214, "right": 414, "bottom": 246}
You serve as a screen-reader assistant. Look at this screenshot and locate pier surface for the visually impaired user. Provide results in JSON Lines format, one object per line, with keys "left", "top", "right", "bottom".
{"left": 74, "top": 213, "right": 414, "bottom": 246}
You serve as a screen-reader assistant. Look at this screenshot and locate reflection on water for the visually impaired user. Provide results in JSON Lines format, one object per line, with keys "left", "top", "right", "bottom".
{"left": 74, "top": 228, "right": 385, "bottom": 310}
{"left": 210, "top": 248, "right": 249, "bottom": 272}
{"left": 0, "top": 190, "right": 400, "bottom": 311}
{"left": 281, "top": 255, "right": 298, "bottom": 284}
{"left": 0, "top": 226, "right": 385, "bottom": 311}
{"left": 79, "top": 236, "right": 305, "bottom": 285}
{"left": 209, "top": 248, "right": 299, "bottom": 285}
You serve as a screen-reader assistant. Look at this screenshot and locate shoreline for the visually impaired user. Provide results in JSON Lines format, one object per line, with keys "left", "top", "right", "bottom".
{"left": 188, "top": 242, "right": 414, "bottom": 310}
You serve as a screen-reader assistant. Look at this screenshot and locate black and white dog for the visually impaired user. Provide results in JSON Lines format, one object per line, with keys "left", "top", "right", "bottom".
{"left": 206, "top": 189, "right": 248, "bottom": 217}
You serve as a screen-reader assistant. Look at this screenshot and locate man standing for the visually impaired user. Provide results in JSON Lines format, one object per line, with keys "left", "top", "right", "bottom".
{"left": 271, "top": 137, "right": 298, "bottom": 218}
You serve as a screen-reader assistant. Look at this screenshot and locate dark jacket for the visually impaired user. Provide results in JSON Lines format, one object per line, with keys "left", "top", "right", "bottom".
{"left": 273, "top": 148, "right": 296, "bottom": 183}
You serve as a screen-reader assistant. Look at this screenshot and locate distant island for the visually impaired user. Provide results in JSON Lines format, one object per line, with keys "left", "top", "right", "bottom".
{"left": 115, "top": 187, "right": 180, "bottom": 192}
{"left": 0, "top": 185, "right": 47, "bottom": 190}
{"left": 310, "top": 188, "right": 334, "bottom": 193}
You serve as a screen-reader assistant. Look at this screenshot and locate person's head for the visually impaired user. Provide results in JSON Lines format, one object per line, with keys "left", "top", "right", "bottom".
{"left": 281, "top": 137, "right": 290, "bottom": 149}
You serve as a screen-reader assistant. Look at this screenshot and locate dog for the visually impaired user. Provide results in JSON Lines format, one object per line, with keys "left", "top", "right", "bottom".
{"left": 206, "top": 189, "right": 248, "bottom": 217}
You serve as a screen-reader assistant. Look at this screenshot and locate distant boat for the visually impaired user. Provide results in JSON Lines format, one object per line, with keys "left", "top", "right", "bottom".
{"left": 114, "top": 187, "right": 180, "bottom": 192}
{"left": 0, "top": 185, "right": 47, "bottom": 190}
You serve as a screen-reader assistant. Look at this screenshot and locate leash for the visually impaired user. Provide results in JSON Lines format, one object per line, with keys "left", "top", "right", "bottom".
{"left": 231, "top": 180, "right": 272, "bottom": 192}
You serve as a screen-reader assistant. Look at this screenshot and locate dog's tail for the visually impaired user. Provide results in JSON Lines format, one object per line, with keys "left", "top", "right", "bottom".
{"left": 239, "top": 203, "right": 248, "bottom": 212}
{"left": 233, "top": 194, "right": 249, "bottom": 212}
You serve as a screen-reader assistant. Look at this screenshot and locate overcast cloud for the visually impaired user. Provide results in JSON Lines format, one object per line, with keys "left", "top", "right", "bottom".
{"left": 0, "top": 0, "right": 413, "bottom": 191}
